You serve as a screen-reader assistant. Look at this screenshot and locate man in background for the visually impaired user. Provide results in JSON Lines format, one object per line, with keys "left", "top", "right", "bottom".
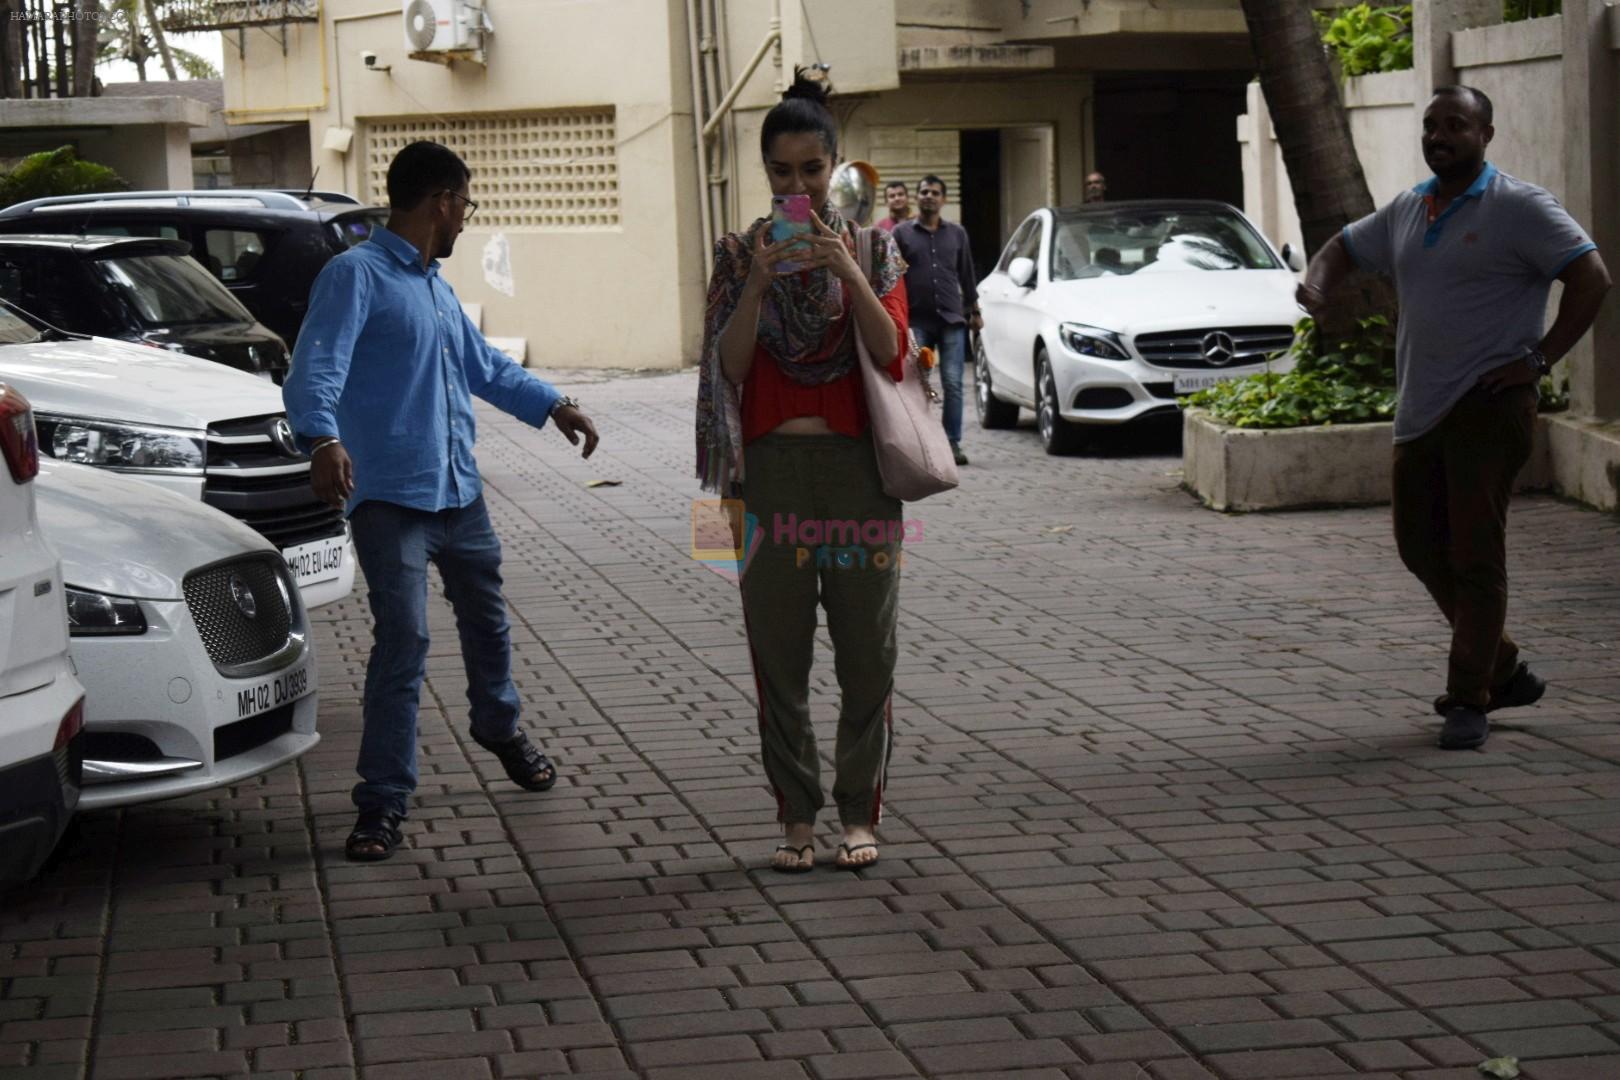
{"left": 876, "top": 180, "right": 912, "bottom": 232}
{"left": 893, "top": 175, "right": 979, "bottom": 466}
{"left": 1085, "top": 171, "right": 1108, "bottom": 203}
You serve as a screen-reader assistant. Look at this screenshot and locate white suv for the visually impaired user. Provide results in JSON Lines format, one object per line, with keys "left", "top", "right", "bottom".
{"left": 0, "top": 298, "right": 353, "bottom": 607}
{"left": 0, "top": 383, "right": 86, "bottom": 882}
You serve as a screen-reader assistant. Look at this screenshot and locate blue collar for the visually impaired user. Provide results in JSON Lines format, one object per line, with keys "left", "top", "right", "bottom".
{"left": 1413, "top": 160, "right": 1497, "bottom": 199}
{"left": 370, "top": 225, "right": 439, "bottom": 274}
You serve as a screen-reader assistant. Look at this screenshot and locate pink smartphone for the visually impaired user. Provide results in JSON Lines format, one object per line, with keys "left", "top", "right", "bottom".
{"left": 770, "top": 194, "right": 814, "bottom": 272}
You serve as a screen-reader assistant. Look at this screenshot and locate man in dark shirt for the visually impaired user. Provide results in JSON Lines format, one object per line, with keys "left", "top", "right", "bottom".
{"left": 893, "top": 175, "right": 979, "bottom": 465}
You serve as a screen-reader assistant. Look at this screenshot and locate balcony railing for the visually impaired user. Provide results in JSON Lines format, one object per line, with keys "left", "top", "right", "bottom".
{"left": 161, "top": 0, "right": 320, "bottom": 33}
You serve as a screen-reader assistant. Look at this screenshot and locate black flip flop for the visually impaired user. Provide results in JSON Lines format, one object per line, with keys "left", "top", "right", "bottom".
{"left": 346, "top": 808, "right": 405, "bottom": 862}
{"left": 771, "top": 844, "right": 815, "bottom": 874}
{"left": 471, "top": 729, "right": 558, "bottom": 791}
{"left": 835, "top": 842, "right": 879, "bottom": 870}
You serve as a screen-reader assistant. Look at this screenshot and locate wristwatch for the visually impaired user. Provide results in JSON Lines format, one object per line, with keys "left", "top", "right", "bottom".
{"left": 1524, "top": 348, "right": 1551, "bottom": 377}
{"left": 550, "top": 395, "right": 581, "bottom": 416}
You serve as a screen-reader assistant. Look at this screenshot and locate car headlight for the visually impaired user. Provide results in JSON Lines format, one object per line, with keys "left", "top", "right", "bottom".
{"left": 37, "top": 415, "right": 205, "bottom": 473}
{"left": 1060, "top": 322, "right": 1131, "bottom": 361}
{"left": 64, "top": 587, "right": 147, "bottom": 636}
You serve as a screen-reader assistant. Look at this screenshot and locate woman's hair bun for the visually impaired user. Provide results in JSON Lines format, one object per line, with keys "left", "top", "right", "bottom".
{"left": 781, "top": 67, "right": 831, "bottom": 106}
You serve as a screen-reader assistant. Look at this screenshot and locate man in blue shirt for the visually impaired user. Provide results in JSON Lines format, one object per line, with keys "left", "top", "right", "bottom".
{"left": 284, "top": 141, "right": 600, "bottom": 860}
{"left": 1300, "top": 87, "right": 1610, "bottom": 751}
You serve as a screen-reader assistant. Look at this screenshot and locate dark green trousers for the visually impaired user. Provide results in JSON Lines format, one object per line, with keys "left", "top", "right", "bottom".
{"left": 740, "top": 431, "right": 902, "bottom": 827}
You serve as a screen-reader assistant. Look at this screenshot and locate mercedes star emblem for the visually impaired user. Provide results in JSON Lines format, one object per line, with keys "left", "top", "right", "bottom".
{"left": 1201, "top": 330, "right": 1237, "bottom": 367}
{"left": 270, "top": 418, "right": 298, "bottom": 457}
{"left": 229, "top": 574, "right": 258, "bottom": 620}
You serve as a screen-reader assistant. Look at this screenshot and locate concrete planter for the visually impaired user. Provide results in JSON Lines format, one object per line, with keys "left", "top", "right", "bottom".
{"left": 1183, "top": 408, "right": 1554, "bottom": 512}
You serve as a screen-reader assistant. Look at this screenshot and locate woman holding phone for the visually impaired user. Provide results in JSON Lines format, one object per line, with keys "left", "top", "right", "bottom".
{"left": 695, "top": 70, "right": 911, "bottom": 873}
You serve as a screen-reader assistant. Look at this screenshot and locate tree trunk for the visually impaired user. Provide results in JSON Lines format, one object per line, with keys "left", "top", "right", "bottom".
{"left": 1, "top": 0, "right": 23, "bottom": 98}
{"left": 143, "top": 0, "right": 176, "bottom": 80}
{"left": 72, "top": 0, "right": 99, "bottom": 95}
{"left": 1240, "top": 0, "right": 1396, "bottom": 340}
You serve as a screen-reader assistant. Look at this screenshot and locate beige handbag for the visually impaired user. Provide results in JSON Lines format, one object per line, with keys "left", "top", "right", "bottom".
{"left": 853, "top": 226, "right": 960, "bottom": 502}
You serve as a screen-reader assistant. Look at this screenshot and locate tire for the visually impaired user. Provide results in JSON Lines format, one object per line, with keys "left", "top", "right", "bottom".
{"left": 975, "top": 335, "right": 1020, "bottom": 430}
{"left": 1035, "top": 349, "right": 1086, "bottom": 455}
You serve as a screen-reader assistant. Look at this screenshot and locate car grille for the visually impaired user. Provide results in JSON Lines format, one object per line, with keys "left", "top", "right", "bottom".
{"left": 204, "top": 413, "right": 345, "bottom": 547}
{"left": 183, "top": 554, "right": 295, "bottom": 673}
{"left": 1133, "top": 325, "right": 1295, "bottom": 370}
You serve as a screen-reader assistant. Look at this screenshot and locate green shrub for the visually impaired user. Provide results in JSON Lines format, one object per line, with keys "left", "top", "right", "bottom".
{"left": 1504, "top": 0, "right": 1559, "bottom": 21}
{"left": 1314, "top": 4, "right": 1414, "bottom": 76}
{"left": 0, "top": 146, "right": 126, "bottom": 210}
{"left": 1186, "top": 314, "right": 1568, "bottom": 428}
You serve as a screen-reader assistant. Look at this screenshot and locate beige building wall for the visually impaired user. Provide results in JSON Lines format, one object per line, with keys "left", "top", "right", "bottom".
{"left": 225, "top": 0, "right": 704, "bottom": 370}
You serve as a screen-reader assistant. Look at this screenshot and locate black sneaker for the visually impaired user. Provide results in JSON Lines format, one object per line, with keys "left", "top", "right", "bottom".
{"left": 951, "top": 442, "right": 969, "bottom": 466}
{"left": 1433, "top": 662, "right": 1547, "bottom": 717}
{"left": 1438, "top": 704, "right": 1490, "bottom": 750}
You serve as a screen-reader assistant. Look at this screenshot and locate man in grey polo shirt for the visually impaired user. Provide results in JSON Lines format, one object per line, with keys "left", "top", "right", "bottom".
{"left": 1300, "top": 85, "right": 1610, "bottom": 751}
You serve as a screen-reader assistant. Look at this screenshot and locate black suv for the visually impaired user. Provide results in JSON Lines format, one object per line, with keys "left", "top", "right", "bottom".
{"left": 0, "top": 190, "right": 387, "bottom": 349}
{"left": 0, "top": 234, "right": 291, "bottom": 382}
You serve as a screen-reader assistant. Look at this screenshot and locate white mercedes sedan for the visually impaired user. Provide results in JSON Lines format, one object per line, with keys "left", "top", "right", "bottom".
{"left": 975, "top": 200, "right": 1305, "bottom": 453}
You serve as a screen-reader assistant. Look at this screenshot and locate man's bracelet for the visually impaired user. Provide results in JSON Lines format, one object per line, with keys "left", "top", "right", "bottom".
{"left": 309, "top": 437, "right": 342, "bottom": 457}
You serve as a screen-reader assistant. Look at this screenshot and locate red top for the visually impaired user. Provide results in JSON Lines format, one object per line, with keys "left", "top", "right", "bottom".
{"left": 741, "top": 280, "right": 909, "bottom": 444}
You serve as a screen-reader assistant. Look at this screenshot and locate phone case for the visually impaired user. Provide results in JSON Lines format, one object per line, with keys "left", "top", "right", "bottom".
{"left": 770, "top": 194, "right": 814, "bottom": 272}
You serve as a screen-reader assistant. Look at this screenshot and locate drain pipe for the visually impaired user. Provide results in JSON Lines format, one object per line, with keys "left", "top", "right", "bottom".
{"left": 701, "top": 0, "right": 781, "bottom": 141}
{"left": 685, "top": 0, "right": 716, "bottom": 279}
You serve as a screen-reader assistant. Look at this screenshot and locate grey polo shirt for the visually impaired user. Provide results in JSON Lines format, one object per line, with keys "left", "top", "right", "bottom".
{"left": 1342, "top": 162, "right": 1596, "bottom": 442}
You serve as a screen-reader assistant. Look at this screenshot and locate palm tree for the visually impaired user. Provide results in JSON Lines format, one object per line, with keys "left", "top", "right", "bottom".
{"left": 99, "top": 0, "right": 217, "bottom": 81}
{"left": 1239, "top": 0, "right": 1395, "bottom": 338}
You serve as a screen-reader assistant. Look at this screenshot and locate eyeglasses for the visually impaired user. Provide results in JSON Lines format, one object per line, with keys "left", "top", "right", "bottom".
{"left": 440, "top": 189, "right": 478, "bottom": 221}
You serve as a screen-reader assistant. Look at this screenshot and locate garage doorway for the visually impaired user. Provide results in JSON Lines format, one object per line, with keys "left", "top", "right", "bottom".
{"left": 1093, "top": 72, "right": 1249, "bottom": 204}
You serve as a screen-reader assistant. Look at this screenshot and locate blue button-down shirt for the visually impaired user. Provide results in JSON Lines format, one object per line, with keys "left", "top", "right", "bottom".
{"left": 283, "top": 227, "right": 560, "bottom": 515}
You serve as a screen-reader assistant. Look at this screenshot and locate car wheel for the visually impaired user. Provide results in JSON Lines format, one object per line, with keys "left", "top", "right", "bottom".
{"left": 1035, "top": 349, "right": 1085, "bottom": 456}
{"left": 975, "top": 335, "right": 1019, "bottom": 430}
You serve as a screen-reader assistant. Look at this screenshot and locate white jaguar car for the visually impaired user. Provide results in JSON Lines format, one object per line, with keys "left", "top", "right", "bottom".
{"left": 975, "top": 200, "right": 1305, "bottom": 453}
{"left": 35, "top": 458, "right": 319, "bottom": 809}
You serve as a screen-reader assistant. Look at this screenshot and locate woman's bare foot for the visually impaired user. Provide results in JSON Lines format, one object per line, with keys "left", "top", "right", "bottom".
{"left": 836, "top": 824, "right": 879, "bottom": 869}
{"left": 771, "top": 821, "right": 816, "bottom": 873}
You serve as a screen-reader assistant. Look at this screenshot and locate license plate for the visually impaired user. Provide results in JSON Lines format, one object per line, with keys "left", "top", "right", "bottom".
{"left": 235, "top": 660, "right": 312, "bottom": 719}
{"left": 283, "top": 534, "right": 345, "bottom": 587}
{"left": 1173, "top": 370, "right": 1251, "bottom": 394}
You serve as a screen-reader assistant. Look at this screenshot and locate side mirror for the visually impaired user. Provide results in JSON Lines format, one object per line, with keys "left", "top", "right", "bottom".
{"left": 1008, "top": 257, "right": 1036, "bottom": 288}
{"left": 1281, "top": 242, "right": 1305, "bottom": 273}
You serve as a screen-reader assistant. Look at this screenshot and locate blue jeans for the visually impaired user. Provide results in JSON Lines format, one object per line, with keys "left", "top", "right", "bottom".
{"left": 348, "top": 496, "right": 520, "bottom": 816}
{"left": 911, "top": 323, "right": 966, "bottom": 444}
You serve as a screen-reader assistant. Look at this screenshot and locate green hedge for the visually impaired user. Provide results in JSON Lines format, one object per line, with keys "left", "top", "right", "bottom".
{"left": 1183, "top": 315, "right": 1566, "bottom": 429}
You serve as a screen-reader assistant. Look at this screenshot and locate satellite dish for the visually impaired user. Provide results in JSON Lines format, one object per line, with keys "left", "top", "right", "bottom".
{"left": 405, "top": 0, "right": 438, "bottom": 50}
{"left": 830, "top": 160, "right": 879, "bottom": 227}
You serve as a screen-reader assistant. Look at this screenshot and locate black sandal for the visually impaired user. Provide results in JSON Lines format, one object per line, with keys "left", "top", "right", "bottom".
{"left": 346, "top": 808, "right": 404, "bottom": 862}
{"left": 772, "top": 844, "right": 815, "bottom": 874}
{"left": 471, "top": 729, "right": 558, "bottom": 791}
{"left": 836, "top": 842, "right": 879, "bottom": 870}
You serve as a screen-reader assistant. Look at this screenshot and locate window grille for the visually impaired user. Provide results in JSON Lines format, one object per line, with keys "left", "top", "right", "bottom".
{"left": 363, "top": 110, "right": 620, "bottom": 230}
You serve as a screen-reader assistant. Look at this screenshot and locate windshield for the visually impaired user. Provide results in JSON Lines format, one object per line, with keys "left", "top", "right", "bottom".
{"left": 1049, "top": 207, "right": 1279, "bottom": 281}
{"left": 331, "top": 209, "right": 388, "bottom": 249}
{"left": 95, "top": 254, "right": 253, "bottom": 326}
{"left": 0, "top": 302, "right": 44, "bottom": 345}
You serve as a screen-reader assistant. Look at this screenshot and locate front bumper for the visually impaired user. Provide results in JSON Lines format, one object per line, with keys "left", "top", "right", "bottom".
{"left": 73, "top": 593, "right": 320, "bottom": 811}
{"left": 1050, "top": 346, "right": 1274, "bottom": 426}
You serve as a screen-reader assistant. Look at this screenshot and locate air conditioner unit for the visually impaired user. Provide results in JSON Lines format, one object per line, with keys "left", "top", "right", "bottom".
{"left": 403, "top": 0, "right": 486, "bottom": 53}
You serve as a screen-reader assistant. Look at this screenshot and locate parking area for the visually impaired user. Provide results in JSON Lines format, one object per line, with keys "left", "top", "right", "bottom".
{"left": 4, "top": 366, "right": 1620, "bottom": 1080}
